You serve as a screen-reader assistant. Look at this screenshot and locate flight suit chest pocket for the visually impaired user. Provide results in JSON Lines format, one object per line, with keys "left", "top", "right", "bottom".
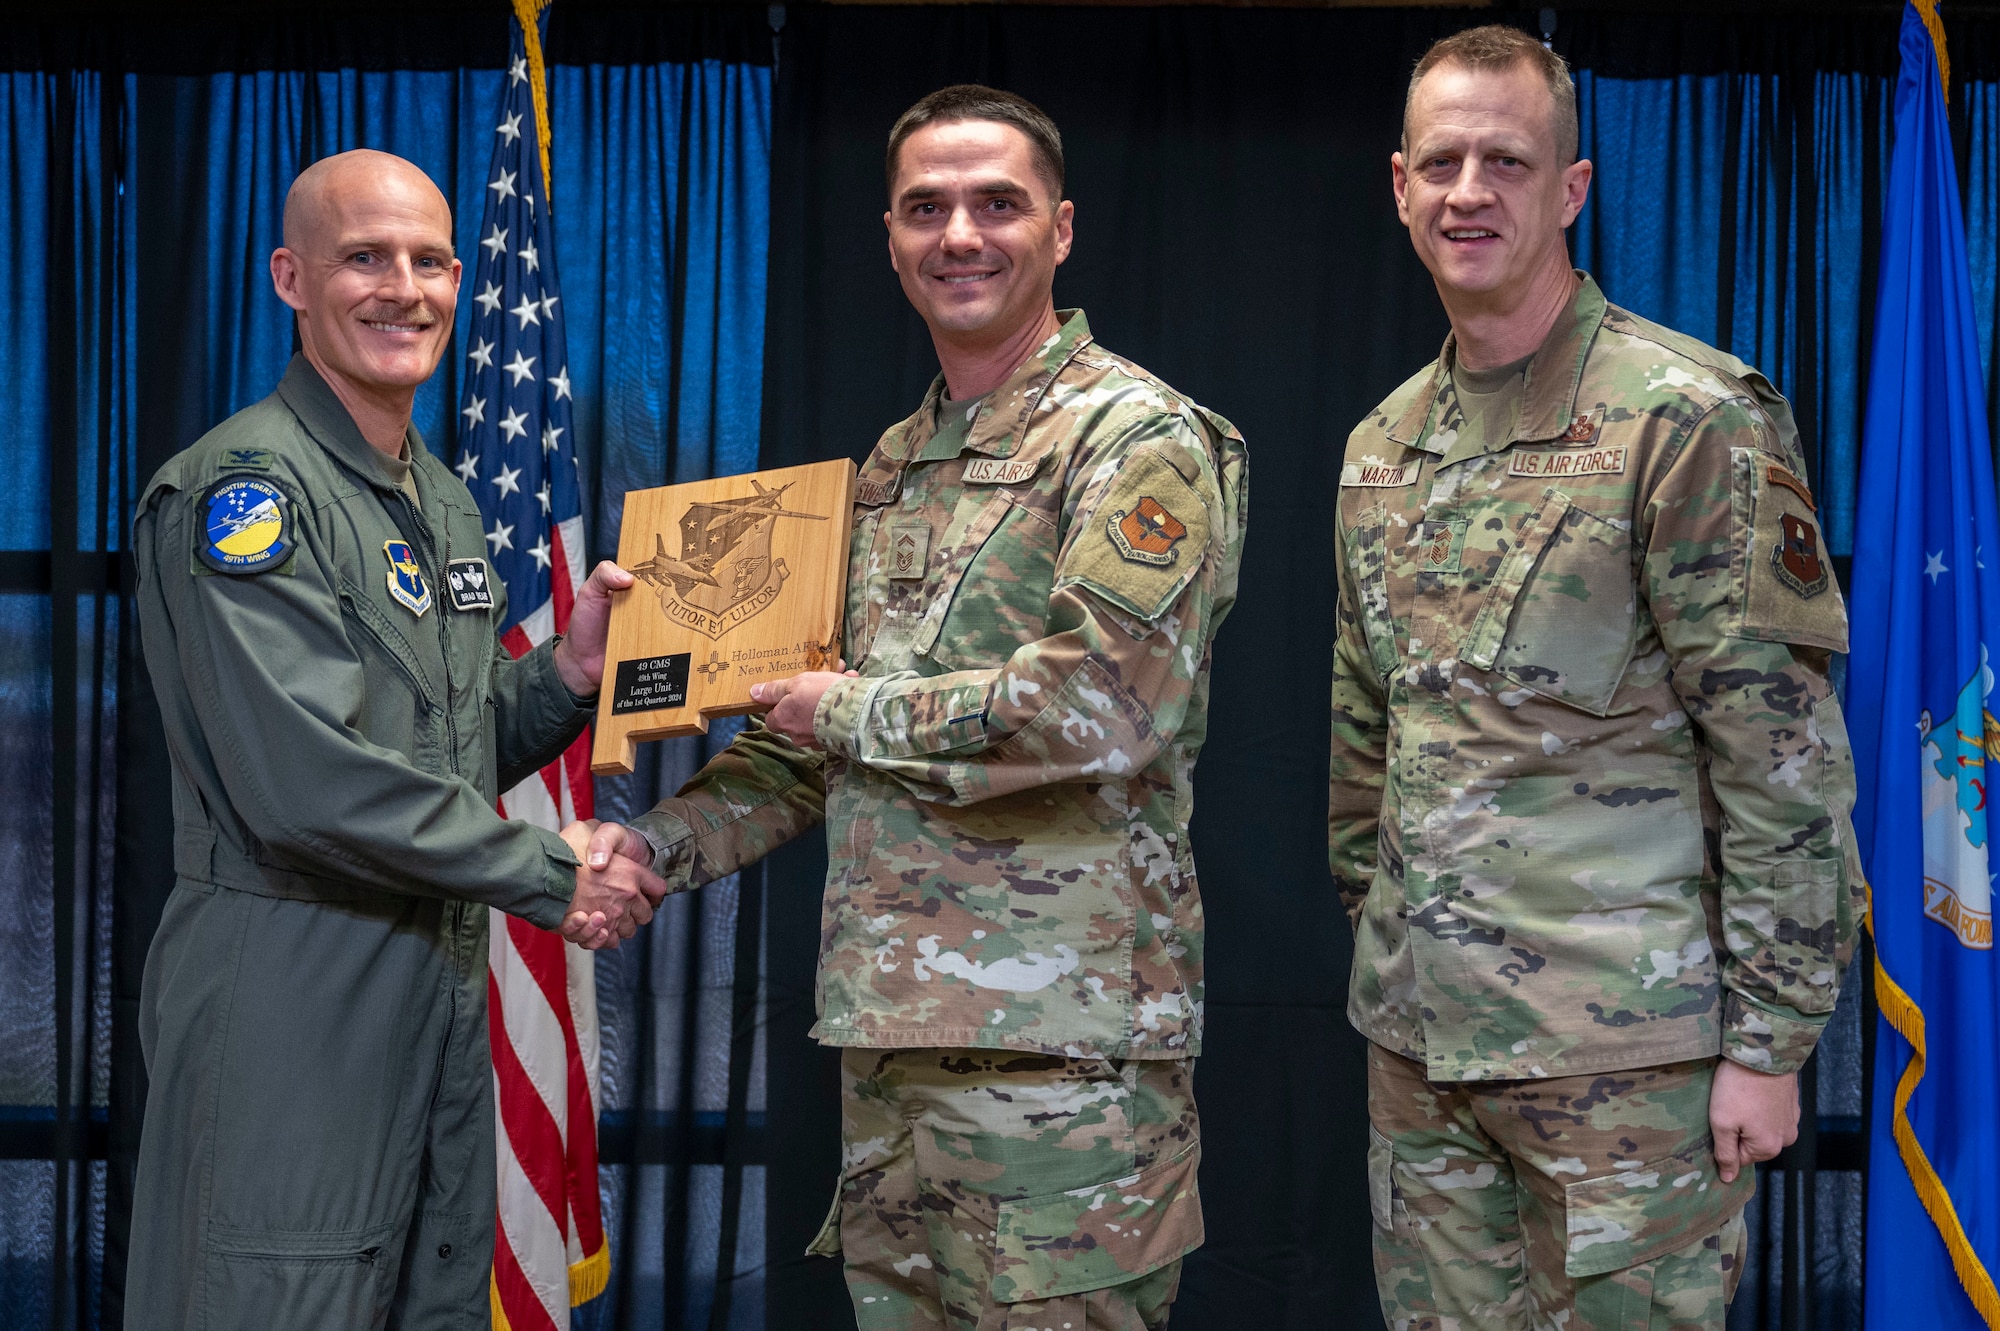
{"left": 1462, "top": 489, "right": 1638, "bottom": 716}
{"left": 337, "top": 572, "right": 444, "bottom": 768}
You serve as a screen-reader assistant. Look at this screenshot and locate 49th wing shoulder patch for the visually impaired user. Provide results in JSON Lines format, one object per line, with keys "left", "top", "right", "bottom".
{"left": 194, "top": 475, "right": 295, "bottom": 575}
{"left": 1060, "top": 446, "right": 1211, "bottom": 622}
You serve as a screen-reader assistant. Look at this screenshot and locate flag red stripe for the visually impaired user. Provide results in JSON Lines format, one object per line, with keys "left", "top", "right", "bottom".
{"left": 551, "top": 513, "right": 577, "bottom": 629}
{"left": 487, "top": 969, "right": 572, "bottom": 1230}
{"left": 503, "top": 917, "right": 605, "bottom": 1252}
{"left": 493, "top": 1216, "right": 561, "bottom": 1331}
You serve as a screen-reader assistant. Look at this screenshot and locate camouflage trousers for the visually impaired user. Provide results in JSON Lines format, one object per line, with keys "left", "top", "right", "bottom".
{"left": 808, "top": 1048, "right": 1204, "bottom": 1331}
{"left": 1367, "top": 1043, "right": 1754, "bottom": 1331}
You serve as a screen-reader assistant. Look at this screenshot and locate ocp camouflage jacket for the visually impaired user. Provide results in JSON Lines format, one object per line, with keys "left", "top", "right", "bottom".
{"left": 1329, "top": 276, "right": 1864, "bottom": 1081}
{"left": 632, "top": 310, "right": 1249, "bottom": 1059}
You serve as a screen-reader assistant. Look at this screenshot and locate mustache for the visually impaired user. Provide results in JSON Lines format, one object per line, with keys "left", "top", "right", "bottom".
{"left": 357, "top": 308, "right": 441, "bottom": 327}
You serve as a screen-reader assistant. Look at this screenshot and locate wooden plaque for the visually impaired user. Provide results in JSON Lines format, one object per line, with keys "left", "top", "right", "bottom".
{"left": 590, "top": 458, "right": 856, "bottom": 775}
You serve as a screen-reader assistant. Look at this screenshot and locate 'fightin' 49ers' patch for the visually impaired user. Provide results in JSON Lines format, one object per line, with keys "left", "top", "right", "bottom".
{"left": 196, "top": 475, "right": 295, "bottom": 575}
{"left": 1108, "top": 496, "right": 1189, "bottom": 566}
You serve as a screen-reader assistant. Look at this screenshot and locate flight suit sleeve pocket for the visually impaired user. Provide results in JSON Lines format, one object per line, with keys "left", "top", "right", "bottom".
{"left": 1562, "top": 1141, "right": 1752, "bottom": 1278}
{"left": 990, "top": 1141, "right": 1203, "bottom": 1303}
{"left": 1733, "top": 449, "right": 1848, "bottom": 652}
{"left": 1058, "top": 446, "right": 1211, "bottom": 623}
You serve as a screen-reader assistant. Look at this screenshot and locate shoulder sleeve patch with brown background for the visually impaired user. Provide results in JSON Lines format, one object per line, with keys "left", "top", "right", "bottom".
{"left": 1734, "top": 449, "right": 1847, "bottom": 651}
{"left": 1059, "top": 445, "right": 1211, "bottom": 621}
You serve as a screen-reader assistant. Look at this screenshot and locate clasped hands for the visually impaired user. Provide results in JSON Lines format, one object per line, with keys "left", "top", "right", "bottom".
{"left": 558, "top": 820, "right": 664, "bottom": 949}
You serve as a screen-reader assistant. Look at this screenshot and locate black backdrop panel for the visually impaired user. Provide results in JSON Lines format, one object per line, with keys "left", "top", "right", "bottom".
{"left": 757, "top": 6, "right": 1525, "bottom": 1324}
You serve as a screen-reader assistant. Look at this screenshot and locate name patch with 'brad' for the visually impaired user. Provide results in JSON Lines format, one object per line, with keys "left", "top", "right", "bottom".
{"left": 1509, "top": 446, "right": 1628, "bottom": 479}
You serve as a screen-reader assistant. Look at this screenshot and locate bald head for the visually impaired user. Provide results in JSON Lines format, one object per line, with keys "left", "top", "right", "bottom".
{"left": 283, "top": 149, "right": 452, "bottom": 253}
{"left": 270, "top": 150, "right": 463, "bottom": 441}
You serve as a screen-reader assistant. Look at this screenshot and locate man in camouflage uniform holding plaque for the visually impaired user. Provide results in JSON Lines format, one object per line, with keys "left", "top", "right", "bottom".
{"left": 574, "top": 86, "right": 1246, "bottom": 1329}
{"left": 1330, "top": 28, "right": 1863, "bottom": 1329}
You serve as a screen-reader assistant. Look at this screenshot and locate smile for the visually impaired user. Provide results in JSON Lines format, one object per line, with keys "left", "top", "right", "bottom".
{"left": 363, "top": 319, "right": 432, "bottom": 333}
{"left": 936, "top": 273, "right": 997, "bottom": 284}
{"left": 1444, "top": 229, "right": 1498, "bottom": 241}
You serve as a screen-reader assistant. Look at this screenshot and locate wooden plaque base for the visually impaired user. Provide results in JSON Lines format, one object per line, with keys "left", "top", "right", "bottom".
{"left": 590, "top": 458, "right": 856, "bottom": 775}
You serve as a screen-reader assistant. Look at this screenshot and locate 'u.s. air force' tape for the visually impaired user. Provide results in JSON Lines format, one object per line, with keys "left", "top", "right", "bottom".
{"left": 196, "top": 475, "right": 295, "bottom": 575}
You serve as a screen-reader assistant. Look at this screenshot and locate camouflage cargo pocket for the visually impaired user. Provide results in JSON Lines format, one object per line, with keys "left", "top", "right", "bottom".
{"left": 990, "top": 1141, "right": 1203, "bottom": 1303}
{"left": 1466, "top": 490, "right": 1638, "bottom": 716}
{"left": 1563, "top": 1139, "right": 1753, "bottom": 1279}
{"left": 1731, "top": 448, "right": 1848, "bottom": 653}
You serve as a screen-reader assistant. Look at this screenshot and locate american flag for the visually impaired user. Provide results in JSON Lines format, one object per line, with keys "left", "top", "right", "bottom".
{"left": 456, "top": 5, "right": 609, "bottom": 1328}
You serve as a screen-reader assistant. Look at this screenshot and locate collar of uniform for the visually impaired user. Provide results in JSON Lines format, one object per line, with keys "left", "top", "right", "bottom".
{"left": 1385, "top": 272, "right": 1607, "bottom": 454}
{"left": 873, "top": 309, "right": 1095, "bottom": 467}
{"left": 275, "top": 353, "right": 430, "bottom": 492}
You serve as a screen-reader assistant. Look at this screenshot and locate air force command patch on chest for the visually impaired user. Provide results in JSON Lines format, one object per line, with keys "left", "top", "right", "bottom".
{"left": 383, "top": 540, "right": 433, "bottom": 616}
{"left": 445, "top": 557, "right": 495, "bottom": 611}
{"left": 196, "top": 475, "right": 295, "bottom": 574}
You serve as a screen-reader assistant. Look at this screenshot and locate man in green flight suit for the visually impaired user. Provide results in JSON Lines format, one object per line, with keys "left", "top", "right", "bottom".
{"left": 574, "top": 86, "right": 1249, "bottom": 1330}
{"left": 127, "top": 150, "right": 663, "bottom": 1330}
{"left": 1331, "top": 27, "right": 1864, "bottom": 1329}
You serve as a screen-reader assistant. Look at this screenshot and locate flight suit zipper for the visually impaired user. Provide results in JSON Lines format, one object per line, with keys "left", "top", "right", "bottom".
{"left": 397, "top": 493, "right": 462, "bottom": 777}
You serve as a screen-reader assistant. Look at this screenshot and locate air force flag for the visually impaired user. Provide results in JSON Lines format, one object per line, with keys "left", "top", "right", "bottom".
{"left": 1849, "top": 3, "right": 2000, "bottom": 1324}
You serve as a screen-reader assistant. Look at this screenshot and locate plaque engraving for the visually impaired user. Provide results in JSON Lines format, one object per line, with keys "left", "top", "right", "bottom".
{"left": 591, "top": 458, "right": 856, "bottom": 774}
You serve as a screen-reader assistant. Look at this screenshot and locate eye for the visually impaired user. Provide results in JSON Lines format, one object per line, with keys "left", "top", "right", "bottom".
{"left": 988, "top": 197, "right": 1014, "bottom": 212}
{"left": 350, "top": 251, "right": 376, "bottom": 265}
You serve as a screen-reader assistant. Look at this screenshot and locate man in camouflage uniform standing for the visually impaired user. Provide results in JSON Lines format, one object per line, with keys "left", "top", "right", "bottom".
{"left": 576, "top": 86, "right": 1247, "bottom": 1329}
{"left": 1330, "top": 27, "right": 1862, "bottom": 1329}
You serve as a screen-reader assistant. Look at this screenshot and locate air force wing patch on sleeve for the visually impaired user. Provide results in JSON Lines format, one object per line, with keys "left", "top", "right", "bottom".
{"left": 1060, "top": 445, "right": 1211, "bottom": 622}
{"left": 196, "top": 476, "right": 295, "bottom": 574}
{"left": 1108, "top": 496, "right": 1190, "bottom": 566}
{"left": 384, "top": 540, "right": 433, "bottom": 616}
{"left": 445, "top": 558, "right": 495, "bottom": 611}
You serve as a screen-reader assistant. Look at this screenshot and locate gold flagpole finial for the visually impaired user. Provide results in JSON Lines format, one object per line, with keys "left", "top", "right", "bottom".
{"left": 510, "top": 0, "right": 555, "bottom": 209}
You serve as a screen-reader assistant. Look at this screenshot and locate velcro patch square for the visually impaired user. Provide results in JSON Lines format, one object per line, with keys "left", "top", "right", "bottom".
{"left": 888, "top": 523, "right": 930, "bottom": 579}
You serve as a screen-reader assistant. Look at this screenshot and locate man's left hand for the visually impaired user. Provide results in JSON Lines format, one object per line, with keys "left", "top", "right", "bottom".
{"left": 751, "top": 667, "right": 854, "bottom": 747}
{"left": 553, "top": 561, "right": 636, "bottom": 697}
{"left": 1710, "top": 1059, "right": 1800, "bottom": 1184}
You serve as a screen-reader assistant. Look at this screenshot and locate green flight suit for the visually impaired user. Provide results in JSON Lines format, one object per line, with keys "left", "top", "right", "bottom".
{"left": 127, "top": 356, "right": 591, "bottom": 1330}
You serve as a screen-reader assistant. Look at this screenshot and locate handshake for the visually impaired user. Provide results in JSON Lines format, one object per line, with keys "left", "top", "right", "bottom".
{"left": 555, "top": 819, "right": 666, "bottom": 949}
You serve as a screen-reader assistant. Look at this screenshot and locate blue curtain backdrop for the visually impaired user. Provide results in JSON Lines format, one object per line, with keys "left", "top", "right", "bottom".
{"left": 0, "top": 9, "right": 775, "bottom": 1330}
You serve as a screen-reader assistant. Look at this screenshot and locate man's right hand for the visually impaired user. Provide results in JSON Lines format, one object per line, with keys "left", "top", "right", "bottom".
{"left": 557, "top": 820, "right": 667, "bottom": 948}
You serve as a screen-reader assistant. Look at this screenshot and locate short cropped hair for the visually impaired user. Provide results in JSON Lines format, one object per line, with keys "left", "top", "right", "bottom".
{"left": 885, "top": 84, "right": 1066, "bottom": 202}
{"left": 1404, "top": 25, "right": 1579, "bottom": 166}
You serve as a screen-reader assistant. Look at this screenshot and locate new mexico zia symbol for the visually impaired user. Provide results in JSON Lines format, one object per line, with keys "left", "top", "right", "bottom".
{"left": 631, "top": 479, "right": 827, "bottom": 640}
{"left": 1919, "top": 646, "right": 2000, "bottom": 950}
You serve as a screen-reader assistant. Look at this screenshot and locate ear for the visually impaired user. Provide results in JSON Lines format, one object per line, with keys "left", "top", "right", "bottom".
{"left": 885, "top": 210, "right": 899, "bottom": 274}
{"left": 1052, "top": 199, "right": 1075, "bottom": 267}
{"left": 1391, "top": 152, "right": 1411, "bottom": 229}
{"left": 270, "top": 248, "right": 307, "bottom": 313}
{"left": 1559, "top": 158, "right": 1593, "bottom": 228}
